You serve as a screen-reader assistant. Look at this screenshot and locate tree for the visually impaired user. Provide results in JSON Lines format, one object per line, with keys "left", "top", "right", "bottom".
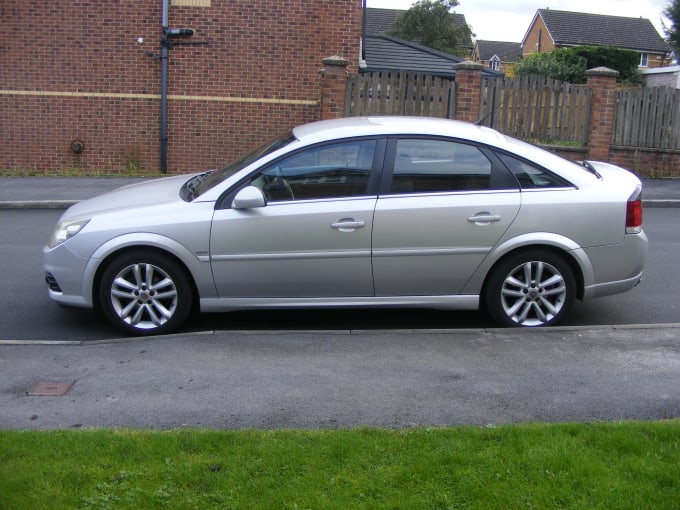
{"left": 664, "top": 0, "right": 680, "bottom": 54}
{"left": 515, "top": 46, "right": 641, "bottom": 84}
{"left": 387, "top": 0, "right": 472, "bottom": 57}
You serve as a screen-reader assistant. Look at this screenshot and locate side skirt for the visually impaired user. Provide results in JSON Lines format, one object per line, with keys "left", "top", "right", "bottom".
{"left": 199, "top": 295, "right": 480, "bottom": 313}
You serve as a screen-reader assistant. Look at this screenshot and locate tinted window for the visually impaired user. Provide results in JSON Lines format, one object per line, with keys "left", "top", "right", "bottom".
{"left": 391, "top": 139, "right": 492, "bottom": 193}
{"left": 497, "top": 152, "right": 572, "bottom": 189}
{"left": 250, "top": 140, "right": 376, "bottom": 201}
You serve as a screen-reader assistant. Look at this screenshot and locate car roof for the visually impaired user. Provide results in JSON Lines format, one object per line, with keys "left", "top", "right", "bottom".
{"left": 292, "top": 116, "right": 507, "bottom": 146}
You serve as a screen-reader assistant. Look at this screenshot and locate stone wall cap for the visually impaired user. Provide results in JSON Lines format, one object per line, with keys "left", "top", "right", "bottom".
{"left": 452, "top": 61, "right": 486, "bottom": 71}
{"left": 322, "top": 56, "right": 349, "bottom": 66}
{"left": 586, "top": 67, "right": 620, "bottom": 77}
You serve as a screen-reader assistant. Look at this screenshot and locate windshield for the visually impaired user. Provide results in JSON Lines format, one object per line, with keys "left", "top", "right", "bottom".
{"left": 186, "top": 131, "right": 296, "bottom": 200}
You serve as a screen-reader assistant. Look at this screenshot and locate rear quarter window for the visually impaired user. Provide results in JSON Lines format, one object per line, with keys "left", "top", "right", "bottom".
{"left": 497, "top": 152, "right": 573, "bottom": 189}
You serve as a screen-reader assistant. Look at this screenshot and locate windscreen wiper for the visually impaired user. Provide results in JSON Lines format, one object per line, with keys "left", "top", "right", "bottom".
{"left": 183, "top": 170, "right": 214, "bottom": 201}
{"left": 581, "top": 160, "right": 602, "bottom": 179}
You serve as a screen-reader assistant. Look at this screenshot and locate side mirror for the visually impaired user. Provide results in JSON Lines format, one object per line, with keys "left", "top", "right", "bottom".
{"left": 232, "top": 186, "right": 266, "bottom": 209}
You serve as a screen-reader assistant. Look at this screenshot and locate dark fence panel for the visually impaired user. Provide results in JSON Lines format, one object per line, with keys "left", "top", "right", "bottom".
{"left": 612, "top": 87, "right": 680, "bottom": 150}
{"left": 345, "top": 71, "right": 455, "bottom": 118}
{"left": 480, "top": 76, "right": 591, "bottom": 145}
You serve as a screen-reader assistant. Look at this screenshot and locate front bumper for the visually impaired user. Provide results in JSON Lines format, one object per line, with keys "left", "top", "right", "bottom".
{"left": 43, "top": 243, "right": 93, "bottom": 309}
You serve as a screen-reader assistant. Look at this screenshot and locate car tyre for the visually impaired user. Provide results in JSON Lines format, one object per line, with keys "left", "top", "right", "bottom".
{"left": 485, "top": 250, "right": 575, "bottom": 327}
{"left": 99, "top": 251, "right": 193, "bottom": 336}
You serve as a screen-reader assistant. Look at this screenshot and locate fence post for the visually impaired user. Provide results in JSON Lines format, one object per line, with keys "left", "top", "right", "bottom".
{"left": 452, "top": 61, "right": 485, "bottom": 123}
{"left": 320, "top": 56, "right": 349, "bottom": 120}
{"left": 585, "top": 67, "right": 619, "bottom": 161}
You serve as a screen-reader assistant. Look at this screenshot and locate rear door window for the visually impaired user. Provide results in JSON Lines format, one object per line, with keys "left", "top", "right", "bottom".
{"left": 389, "top": 139, "right": 493, "bottom": 193}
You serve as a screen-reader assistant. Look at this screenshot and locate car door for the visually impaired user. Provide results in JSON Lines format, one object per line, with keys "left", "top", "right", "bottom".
{"left": 372, "top": 137, "right": 521, "bottom": 296}
{"left": 209, "top": 138, "right": 382, "bottom": 298}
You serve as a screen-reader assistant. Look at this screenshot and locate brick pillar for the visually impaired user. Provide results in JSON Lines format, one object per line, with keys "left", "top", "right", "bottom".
{"left": 586, "top": 67, "right": 619, "bottom": 161}
{"left": 452, "top": 61, "right": 485, "bottom": 123}
{"left": 320, "top": 56, "right": 349, "bottom": 120}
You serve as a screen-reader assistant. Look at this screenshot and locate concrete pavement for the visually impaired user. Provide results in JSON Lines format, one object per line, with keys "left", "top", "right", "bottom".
{"left": 1, "top": 324, "right": 679, "bottom": 429}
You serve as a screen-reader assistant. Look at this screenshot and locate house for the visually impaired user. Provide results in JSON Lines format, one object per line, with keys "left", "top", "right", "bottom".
{"left": 1, "top": 0, "right": 361, "bottom": 174}
{"left": 363, "top": 34, "right": 501, "bottom": 79}
{"left": 472, "top": 40, "right": 523, "bottom": 74}
{"left": 521, "top": 9, "right": 672, "bottom": 68}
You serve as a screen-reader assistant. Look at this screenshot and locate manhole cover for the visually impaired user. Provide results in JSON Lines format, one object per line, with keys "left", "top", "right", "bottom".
{"left": 28, "top": 381, "right": 75, "bottom": 396}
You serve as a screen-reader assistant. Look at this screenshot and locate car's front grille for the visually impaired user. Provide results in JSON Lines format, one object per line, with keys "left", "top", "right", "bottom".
{"left": 44, "top": 272, "right": 62, "bottom": 293}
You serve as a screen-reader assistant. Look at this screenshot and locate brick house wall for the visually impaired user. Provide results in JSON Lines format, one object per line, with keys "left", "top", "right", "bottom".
{"left": 522, "top": 17, "right": 554, "bottom": 57}
{"left": 1, "top": 0, "right": 361, "bottom": 174}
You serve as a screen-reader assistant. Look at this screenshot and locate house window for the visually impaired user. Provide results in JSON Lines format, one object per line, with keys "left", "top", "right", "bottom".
{"left": 640, "top": 52, "right": 649, "bottom": 67}
{"left": 489, "top": 55, "right": 501, "bottom": 71}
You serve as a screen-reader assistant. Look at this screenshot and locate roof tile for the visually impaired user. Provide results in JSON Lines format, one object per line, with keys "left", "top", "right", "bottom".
{"left": 538, "top": 9, "right": 671, "bottom": 53}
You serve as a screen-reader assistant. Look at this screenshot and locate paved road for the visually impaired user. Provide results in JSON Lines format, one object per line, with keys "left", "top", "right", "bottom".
{"left": 1, "top": 208, "right": 678, "bottom": 341}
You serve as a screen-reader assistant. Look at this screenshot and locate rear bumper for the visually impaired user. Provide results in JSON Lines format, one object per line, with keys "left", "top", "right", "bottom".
{"left": 583, "top": 271, "right": 643, "bottom": 300}
{"left": 581, "top": 230, "right": 647, "bottom": 300}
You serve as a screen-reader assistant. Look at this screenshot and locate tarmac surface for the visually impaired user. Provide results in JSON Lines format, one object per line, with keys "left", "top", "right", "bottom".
{"left": 1, "top": 175, "right": 679, "bottom": 429}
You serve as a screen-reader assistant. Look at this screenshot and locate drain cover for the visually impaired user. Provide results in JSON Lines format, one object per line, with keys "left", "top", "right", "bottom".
{"left": 28, "top": 381, "right": 75, "bottom": 396}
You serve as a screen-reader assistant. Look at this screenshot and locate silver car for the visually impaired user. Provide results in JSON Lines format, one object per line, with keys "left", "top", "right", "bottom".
{"left": 44, "top": 117, "right": 647, "bottom": 335}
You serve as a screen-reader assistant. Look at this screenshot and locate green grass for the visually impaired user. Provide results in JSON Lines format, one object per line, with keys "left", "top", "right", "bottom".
{"left": 2, "top": 421, "right": 679, "bottom": 509}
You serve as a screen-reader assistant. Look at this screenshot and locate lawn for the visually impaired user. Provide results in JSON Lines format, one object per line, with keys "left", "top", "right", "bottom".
{"left": 1, "top": 421, "right": 679, "bottom": 509}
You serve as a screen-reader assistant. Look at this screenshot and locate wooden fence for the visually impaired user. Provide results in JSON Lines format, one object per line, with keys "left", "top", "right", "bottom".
{"left": 479, "top": 76, "right": 591, "bottom": 145}
{"left": 344, "top": 71, "right": 680, "bottom": 153}
{"left": 612, "top": 87, "right": 680, "bottom": 150}
{"left": 344, "top": 71, "right": 455, "bottom": 118}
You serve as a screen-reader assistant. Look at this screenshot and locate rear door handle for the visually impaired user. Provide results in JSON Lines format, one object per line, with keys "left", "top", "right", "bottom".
{"left": 467, "top": 213, "right": 501, "bottom": 225}
{"left": 331, "top": 218, "right": 365, "bottom": 232}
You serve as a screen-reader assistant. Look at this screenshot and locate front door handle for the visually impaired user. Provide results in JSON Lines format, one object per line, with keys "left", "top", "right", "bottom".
{"left": 331, "top": 218, "right": 365, "bottom": 232}
{"left": 467, "top": 213, "right": 501, "bottom": 225}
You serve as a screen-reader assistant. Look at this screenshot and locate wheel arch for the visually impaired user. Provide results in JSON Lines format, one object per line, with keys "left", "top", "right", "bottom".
{"left": 467, "top": 233, "right": 595, "bottom": 302}
{"left": 481, "top": 244, "right": 586, "bottom": 302}
{"left": 84, "top": 234, "right": 211, "bottom": 311}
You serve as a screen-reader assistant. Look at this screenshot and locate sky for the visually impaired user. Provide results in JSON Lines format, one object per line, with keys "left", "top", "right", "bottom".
{"left": 365, "top": 0, "right": 671, "bottom": 43}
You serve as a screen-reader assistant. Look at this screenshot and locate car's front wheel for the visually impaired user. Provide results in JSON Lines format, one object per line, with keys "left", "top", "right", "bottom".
{"left": 485, "top": 250, "right": 576, "bottom": 327}
{"left": 99, "top": 251, "right": 193, "bottom": 336}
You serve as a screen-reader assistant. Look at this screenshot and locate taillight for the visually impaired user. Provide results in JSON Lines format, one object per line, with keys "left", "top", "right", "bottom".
{"left": 626, "top": 194, "right": 642, "bottom": 234}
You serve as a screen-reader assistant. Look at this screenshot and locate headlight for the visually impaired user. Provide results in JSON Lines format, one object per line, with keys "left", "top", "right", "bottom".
{"left": 47, "top": 218, "right": 90, "bottom": 248}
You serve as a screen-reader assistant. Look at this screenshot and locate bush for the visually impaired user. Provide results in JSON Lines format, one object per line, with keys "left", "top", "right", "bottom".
{"left": 515, "top": 46, "right": 641, "bottom": 84}
{"left": 515, "top": 48, "right": 587, "bottom": 82}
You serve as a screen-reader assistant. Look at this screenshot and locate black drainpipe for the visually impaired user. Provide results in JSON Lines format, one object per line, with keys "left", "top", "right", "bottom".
{"left": 361, "top": 0, "right": 367, "bottom": 63}
{"left": 160, "top": 0, "right": 170, "bottom": 174}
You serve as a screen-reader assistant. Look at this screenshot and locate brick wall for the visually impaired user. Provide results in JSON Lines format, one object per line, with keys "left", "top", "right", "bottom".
{"left": 522, "top": 17, "right": 554, "bottom": 57}
{"left": 1, "top": 0, "right": 361, "bottom": 174}
{"left": 609, "top": 148, "right": 680, "bottom": 178}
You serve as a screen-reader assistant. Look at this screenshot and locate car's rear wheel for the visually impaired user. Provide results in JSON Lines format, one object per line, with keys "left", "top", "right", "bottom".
{"left": 99, "top": 251, "right": 192, "bottom": 336}
{"left": 485, "top": 250, "right": 575, "bottom": 327}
